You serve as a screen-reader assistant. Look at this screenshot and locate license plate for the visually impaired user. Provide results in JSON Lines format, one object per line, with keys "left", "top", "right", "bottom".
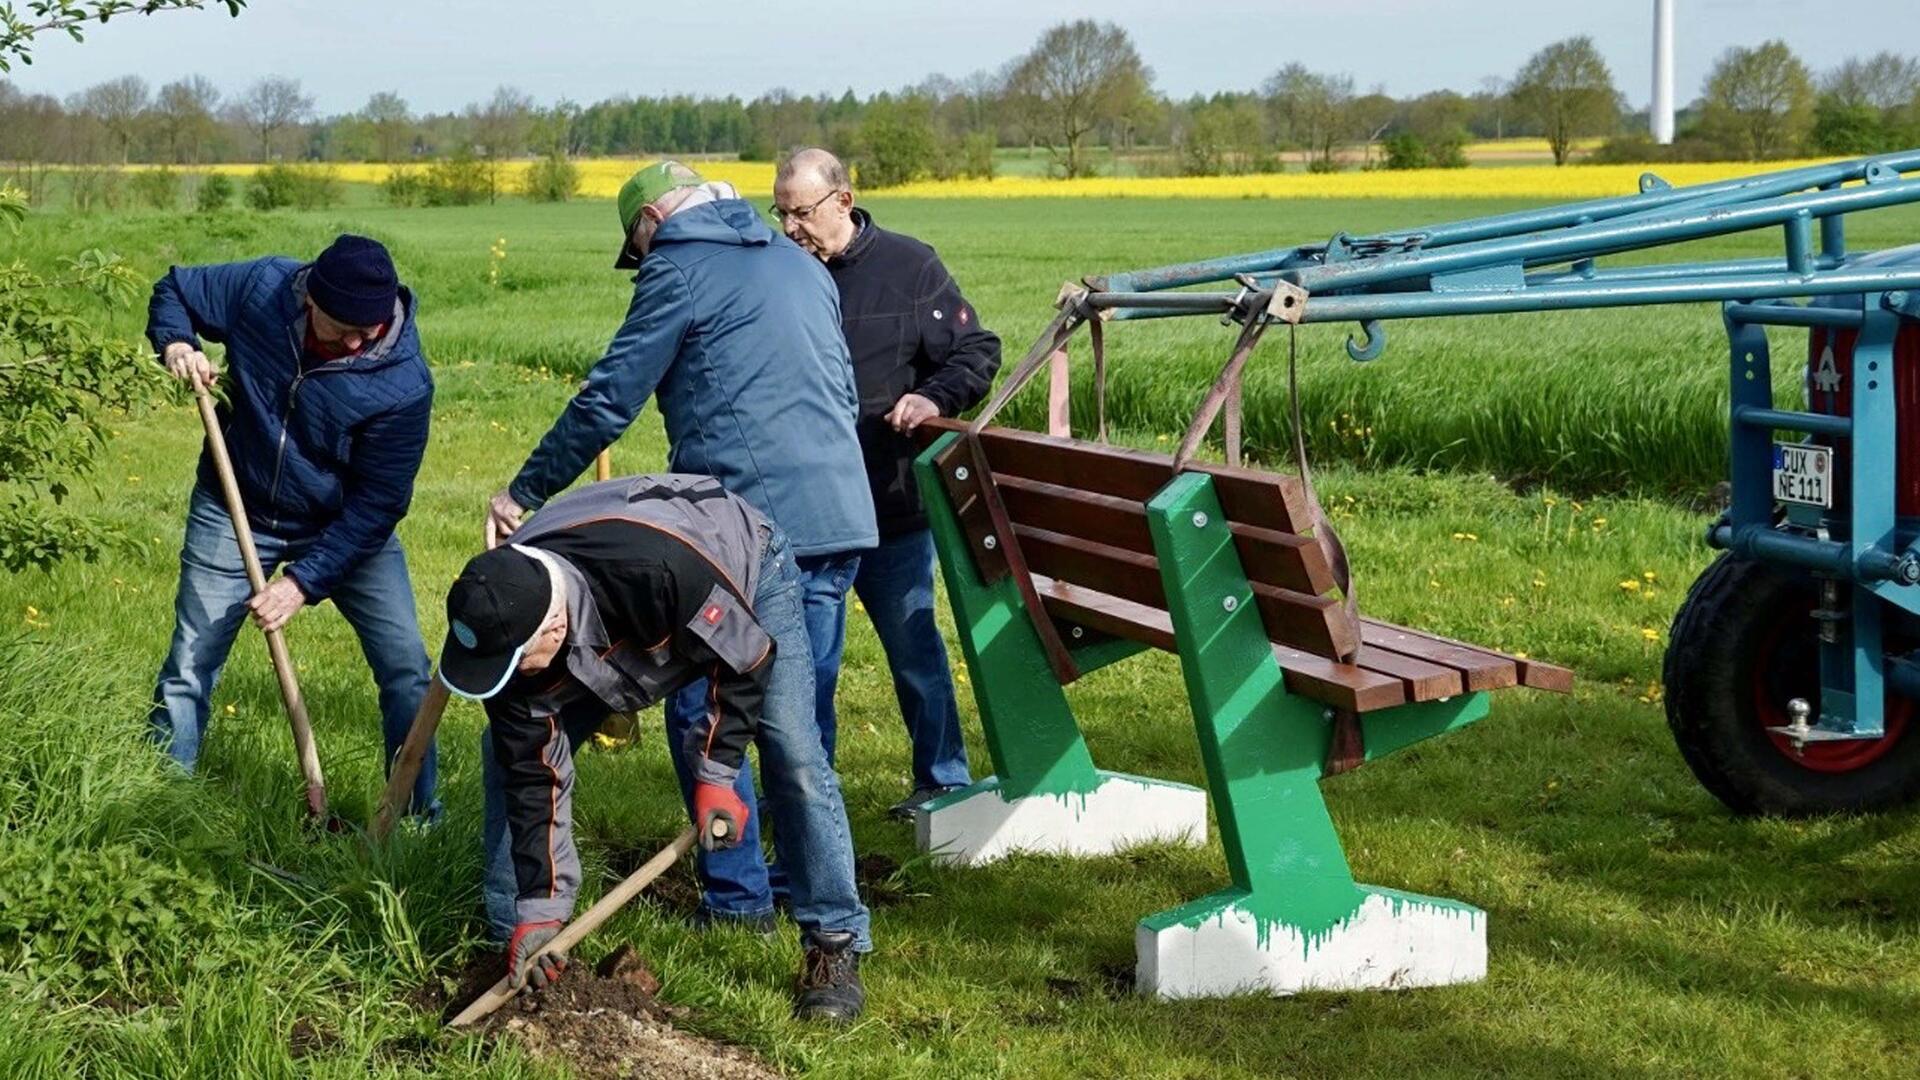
{"left": 1772, "top": 443, "right": 1834, "bottom": 508}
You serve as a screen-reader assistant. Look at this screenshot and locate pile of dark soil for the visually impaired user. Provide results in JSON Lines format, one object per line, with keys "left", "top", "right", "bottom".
{"left": 424, "top": 945, "right": 782, "bottom": 1080}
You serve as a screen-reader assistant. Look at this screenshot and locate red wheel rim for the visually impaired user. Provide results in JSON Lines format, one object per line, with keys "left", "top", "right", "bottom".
{"left": 1751, "top": 616, "right": 1911, "bottom": 773}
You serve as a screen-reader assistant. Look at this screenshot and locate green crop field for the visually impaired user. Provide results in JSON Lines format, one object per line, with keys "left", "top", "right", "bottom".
{"left": 2, "top": 194, "right": 1918, "bottom": 1078}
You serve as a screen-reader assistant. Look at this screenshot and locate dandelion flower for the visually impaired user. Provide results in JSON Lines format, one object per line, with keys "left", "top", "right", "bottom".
{"left": 1641, "top": 628, "right": 1660, "bottom": 642}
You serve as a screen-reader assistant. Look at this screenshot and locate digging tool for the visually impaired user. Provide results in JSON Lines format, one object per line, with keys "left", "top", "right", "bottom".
{"left": 370, "top": 674, "right": 451, "bottom": 840}
{"left": 596, "top": 448, "right": 612, "bottom": 482}
{"left": 193, "top": 386, "right": 329, "bottom": 822}
{"left": 447, "top": 823, "right": 706, "bottom": 1027}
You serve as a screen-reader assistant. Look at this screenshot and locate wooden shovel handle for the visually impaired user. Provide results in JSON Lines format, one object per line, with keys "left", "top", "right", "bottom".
{"left": 193, "top": 387, "right": 327, "bottom": 819}
{"left": 447, "top": 825, "right": 701, "bottom": 1028}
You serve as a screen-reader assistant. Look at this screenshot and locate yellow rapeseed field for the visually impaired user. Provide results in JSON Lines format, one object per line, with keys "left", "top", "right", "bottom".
{"left": 189, "top": 158, "right": 778, "bottom": 197}
{"left": 881, "top": 158, "right": 1847, "bottom": 200}
{"left": 170, "top": 155, "right": 1847, "bottom": 201}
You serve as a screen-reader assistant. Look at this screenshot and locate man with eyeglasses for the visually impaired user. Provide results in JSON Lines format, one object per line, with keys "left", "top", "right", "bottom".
{"left": 772, "top": 148, "right": 1002, "bottom": 819}
{"left": 487, "top": 162, "right": 878, "bottom": 961}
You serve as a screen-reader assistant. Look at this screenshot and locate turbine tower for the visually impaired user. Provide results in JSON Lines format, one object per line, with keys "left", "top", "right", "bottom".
{"left": 1652, "top": 0, "right": 1676, "bottom": 144}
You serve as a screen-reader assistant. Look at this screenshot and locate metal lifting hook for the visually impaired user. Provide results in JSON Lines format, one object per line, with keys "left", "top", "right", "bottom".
{"left": 1345, "top": 320, "right": 1386, "bottom": 362}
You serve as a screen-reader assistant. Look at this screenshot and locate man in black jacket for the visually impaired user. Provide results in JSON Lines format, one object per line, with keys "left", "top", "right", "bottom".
{"left": 443, "top": 475, "right": 870, "bottom": 1022}
{"left": 773, "top": 148, "right": 1002, "bottom": 817}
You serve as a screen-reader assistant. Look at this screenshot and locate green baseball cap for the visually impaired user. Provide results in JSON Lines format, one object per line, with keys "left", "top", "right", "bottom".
{"left": 615, "top": 161, "right": 703, "bottom": 269}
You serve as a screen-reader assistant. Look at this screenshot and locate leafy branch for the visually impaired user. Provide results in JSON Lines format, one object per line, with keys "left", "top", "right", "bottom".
{"left": 0, "top": 1, "right": 245, "bottom": 72}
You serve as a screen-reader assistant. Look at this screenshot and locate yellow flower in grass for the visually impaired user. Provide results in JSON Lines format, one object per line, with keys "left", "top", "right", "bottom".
{"left": 1619, "top": 579, "right": 1641, "bottom": 593}
{"left": 1641, "top": 628, "right": 1661, "bottom": 642}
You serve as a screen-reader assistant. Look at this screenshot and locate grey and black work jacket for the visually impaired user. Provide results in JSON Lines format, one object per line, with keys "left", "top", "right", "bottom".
{"left": 485, "top": 474, "right": 775, "bottom": 925}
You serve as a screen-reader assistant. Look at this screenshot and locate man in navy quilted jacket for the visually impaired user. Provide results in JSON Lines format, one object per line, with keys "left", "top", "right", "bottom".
{"left": 145, "top": 234, "right": 440, "bottom": 819}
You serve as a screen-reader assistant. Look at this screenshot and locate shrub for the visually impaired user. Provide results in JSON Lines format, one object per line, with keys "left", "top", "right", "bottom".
{"left": 421, "top": 149, "right": 490, "bottom": 207}
{"left": 194, "top": 172, "right": 235, "bottom": 212}
{"left": 127, "top": 168, "right": 180, "bottom": 211}
{"left": 245, "top": 163, "right": 341, "bottom": 211}
{"left": 522, "top": 150, "right": 580, "bottom": 202}
{"left": 1382, "top": 133, "right": 1428, "bottom": 170}
{"left": 381, "top": 167, "right": 427, "bottom": 207}
{"left": 67, "top": 167, "right": 124, "bottom": 214}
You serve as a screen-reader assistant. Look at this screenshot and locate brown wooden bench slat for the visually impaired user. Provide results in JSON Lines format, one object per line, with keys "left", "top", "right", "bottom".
{"left": 1034, "top": 575, "right": 1175, "bottom": 651}
{"left": 1271, "top": 643, "right": 1410, "bottom": 713}
{"left": 922, "top": 417, "right": 1311, "bottom": 535}
{"left": 996, "top": 474, "right": 1337, "bottom": 596}
{"left": 1033, "top": 576, "right": 1403, "bottom": 714}
{"left": 1359, "top": 621, "right": 1518, "bottom": 692}
{"left": 1348, "top": 645, "right": 1465, "bottom": 701}
{"left": 1018, "top": 526, "right": 1351, "bottom": 659}
{"left": 1367, "top": 620, "right": 1575, "bottom": 693}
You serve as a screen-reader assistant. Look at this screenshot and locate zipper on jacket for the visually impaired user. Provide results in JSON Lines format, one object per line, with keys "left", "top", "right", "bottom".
{"left": 267, "top": 324, "right": 366, "bottom": 533}
{"left": 265, "top": 326, "right": 307, "bottom": 533}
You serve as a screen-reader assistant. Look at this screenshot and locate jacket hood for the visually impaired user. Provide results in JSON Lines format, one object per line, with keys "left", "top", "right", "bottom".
{"left": 654, "top": 196, "right": 775, "bottom": 250}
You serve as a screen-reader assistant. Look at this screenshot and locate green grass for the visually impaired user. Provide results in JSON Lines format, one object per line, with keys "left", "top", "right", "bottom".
{"left": 1, "top": 196, "right": 1918, "bottom": 1077}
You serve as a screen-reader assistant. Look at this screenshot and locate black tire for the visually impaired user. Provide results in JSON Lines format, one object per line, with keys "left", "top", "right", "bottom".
{"left": 1664, "top": 553, "right": 1920, "bottom": 816}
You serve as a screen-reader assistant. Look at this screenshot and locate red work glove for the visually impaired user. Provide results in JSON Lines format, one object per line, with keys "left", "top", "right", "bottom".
{"left": 692, "top": 780, "right": 749, "bottom": 852}
{"left": 507, "top": 920, "right": 567, "bottom": 990}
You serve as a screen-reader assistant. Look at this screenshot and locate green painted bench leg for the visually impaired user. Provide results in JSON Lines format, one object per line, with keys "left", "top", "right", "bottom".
{"left": 911, "top": 433, "right": 1207, "bottom": 866}
{"left": 1138, "top": 472, "right": 1489, "bottom": 998}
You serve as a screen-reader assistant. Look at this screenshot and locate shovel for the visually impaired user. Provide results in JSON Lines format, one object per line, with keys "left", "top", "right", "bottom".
{"left": 193, "top": 386, "right": 329, "bottom": 822}
{"left": 447, "top": 823, "right": 705, "bottom": 1027}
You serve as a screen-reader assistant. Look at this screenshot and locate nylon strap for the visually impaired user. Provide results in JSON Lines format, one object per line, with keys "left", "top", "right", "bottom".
{"left": 1089, "top": 315, "right": 1109, "bottom": 443}
{"left": 1172, "top": 318, "right": 1359, "bottom": 664}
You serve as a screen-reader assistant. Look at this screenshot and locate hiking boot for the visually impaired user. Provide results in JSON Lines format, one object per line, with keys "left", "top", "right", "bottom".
{"left": 794, "top": 930, "right": 864, "bottom": 1023}
{"left": 690, "top": 906, "right": 778, "bottom": 936}
{"left": 887, "top": 784, "right": 963, "bottom": 822}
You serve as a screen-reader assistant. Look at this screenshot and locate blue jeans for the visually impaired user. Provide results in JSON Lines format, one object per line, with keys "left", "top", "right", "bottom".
{"left": 149, "top": 485, "right": 437, "bottom": 816}
{"left": 854, "top": 529, "right": 971, "bottom": 791}
{"left": 480, "top": 532, "right": 870, "bottom": 948}
{"left": 662, "top": 550, "right": 861, "bottom": 918}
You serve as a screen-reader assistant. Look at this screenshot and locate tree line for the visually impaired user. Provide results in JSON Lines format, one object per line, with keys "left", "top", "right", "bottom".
{"left": 4, "top": 21, "right": 1920, "bottom": 190}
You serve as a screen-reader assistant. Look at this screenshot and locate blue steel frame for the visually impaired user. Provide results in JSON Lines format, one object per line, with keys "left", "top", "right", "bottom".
{"left": 1057, "top": 151, "right": 1920, "bottom": 742}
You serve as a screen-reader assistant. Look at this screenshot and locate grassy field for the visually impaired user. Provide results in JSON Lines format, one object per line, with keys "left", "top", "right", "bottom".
{"left": 2, "top": 194, "right": 1918, "bottom": 1078}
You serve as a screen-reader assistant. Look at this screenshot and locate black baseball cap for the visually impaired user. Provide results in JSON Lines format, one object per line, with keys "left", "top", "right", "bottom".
{"left": 440, "top": 547, "right": 553, "bottom": 700}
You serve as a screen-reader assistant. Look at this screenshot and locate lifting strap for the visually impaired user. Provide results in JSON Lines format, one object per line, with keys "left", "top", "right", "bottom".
{"left": 1171, "top": 317, "right": 1359, "bottom": 664}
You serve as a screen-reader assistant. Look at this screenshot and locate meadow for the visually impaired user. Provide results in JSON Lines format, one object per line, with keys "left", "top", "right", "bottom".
{"left": 1, "top": 187, "right": 1917, "bottom": 1078}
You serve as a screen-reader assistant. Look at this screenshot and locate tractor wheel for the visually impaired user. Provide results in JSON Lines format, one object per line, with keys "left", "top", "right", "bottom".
{"left": 1664, "top": 553, "right": 1920, "bottom": 816}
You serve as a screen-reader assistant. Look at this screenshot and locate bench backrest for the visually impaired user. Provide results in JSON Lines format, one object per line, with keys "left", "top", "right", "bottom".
{"left": 919, "top": 418, "right": 1358, "bottom": 660}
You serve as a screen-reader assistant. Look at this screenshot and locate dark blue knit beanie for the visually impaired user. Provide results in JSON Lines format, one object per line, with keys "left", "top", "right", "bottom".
{"left": 309, "top": 234, "right": 397, "bottom": 326}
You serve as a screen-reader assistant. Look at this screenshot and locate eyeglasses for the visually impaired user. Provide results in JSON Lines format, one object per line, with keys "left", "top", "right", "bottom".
{"left": 770, "top": 190, "right": 843, "bottom": 223}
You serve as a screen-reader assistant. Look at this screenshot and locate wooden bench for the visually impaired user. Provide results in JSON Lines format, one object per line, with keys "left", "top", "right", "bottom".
{"left": 911, "top": 417, "right": 1570, "bottom": 1000}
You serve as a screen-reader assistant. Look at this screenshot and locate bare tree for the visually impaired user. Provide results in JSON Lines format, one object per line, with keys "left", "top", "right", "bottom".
{"left": 362, "top": 91, "right": 413, "bottom": 162}
{"left": 1509, "top": 36, "right": 1620, "bottom": 165}
{"left": 1821, "top": 52, "right": 1920, "bottom": 111}
{"left": 467, "top": 85, "right": 534, "bottom": 202}
{"left": 1702, "top": 40, "right": 1815, "bottom": 160}
{"left": 0, "top": 82, "right": 65, "bottom": 200}
{"left": 1262, "top": 67, "right": 1357, "bottom": 169}
{"left": 1004, "top": 19, "right": 1152, "bottom": 179}
{"left": 236, "top": 76, "right": 313, "bottom": 160}
{"left": 155, "top": 75, "right": 220, "bottom": 163}
{"left": 76, "top": 74, "right": 148, "bottom": 163}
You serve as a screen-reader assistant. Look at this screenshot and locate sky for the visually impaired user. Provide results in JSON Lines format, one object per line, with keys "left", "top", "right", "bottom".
{"left": 8, "top": 0, "right": 1908, "bottom": 115}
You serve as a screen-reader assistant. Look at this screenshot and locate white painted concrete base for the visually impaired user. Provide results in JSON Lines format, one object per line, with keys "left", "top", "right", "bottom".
{"left": 1136, "top": 887, "right": 1487, "bottom": 999}
{"left": 916, "top": 772, "right": 1208, "bottom": 867}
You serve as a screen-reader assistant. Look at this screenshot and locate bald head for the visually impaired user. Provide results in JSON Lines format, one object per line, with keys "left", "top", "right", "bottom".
{"left": 773, "top": 147, "right": 858, "bottom": 261}
{"left": 776, "top": 147, "right": 851, "bottom": 191}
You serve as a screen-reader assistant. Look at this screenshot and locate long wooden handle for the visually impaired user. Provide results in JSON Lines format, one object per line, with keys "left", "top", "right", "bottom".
{"left": 447, "top": 825, "right": 701, "bottom": 1028}
{"left": 194, "top": 388, "right": 327, "bottom": 820}
{"left": 369, "top": 676, "right": 451, "bottom": 840}
{"left": 595, "top": 449, "right": 612, "bottom": 482}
